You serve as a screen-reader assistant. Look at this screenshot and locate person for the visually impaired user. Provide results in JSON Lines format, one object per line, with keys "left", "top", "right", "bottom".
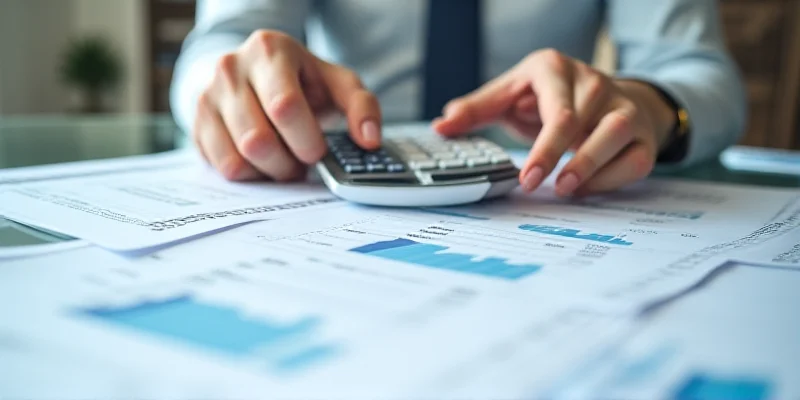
{"left": 171, "top": 0, "right": 746, "bottom": 197}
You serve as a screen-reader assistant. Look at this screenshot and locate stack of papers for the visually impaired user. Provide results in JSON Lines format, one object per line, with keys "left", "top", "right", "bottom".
{"left": 1, "top": 146, "right": 798, "bottom": 398}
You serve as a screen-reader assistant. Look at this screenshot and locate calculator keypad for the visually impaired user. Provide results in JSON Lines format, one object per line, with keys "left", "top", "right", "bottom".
{"left": 325, "top": 133, "right": 512, "bottom": 176}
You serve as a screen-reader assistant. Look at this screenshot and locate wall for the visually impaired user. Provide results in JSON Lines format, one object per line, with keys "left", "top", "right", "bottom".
{"left": 0, "top": 0, "right": 74, "bottom": 114}
{"left": 0, "top": 0, "right": 147, "bottom": 115}
{"left": 73, "top": 0, "right": 147, "bottom": 114}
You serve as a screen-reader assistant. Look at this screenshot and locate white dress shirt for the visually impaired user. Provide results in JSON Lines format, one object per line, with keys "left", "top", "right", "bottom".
{"left": 172, "top": 0, "right": 746, "bottom": 166}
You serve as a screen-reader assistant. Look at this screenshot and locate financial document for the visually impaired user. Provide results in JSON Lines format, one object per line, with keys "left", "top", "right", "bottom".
{"left": 171, "top": 178, "right": 800, "bottom": 311}
{"left": 551, "top": 262, "right": 800, "bottom": 400}
{"left": 728, "top": 211, "right": 800, "bottom": 269}
{"left": 3, "top": 146, "right": 799, "bottom": 397}
{"left": 0, "top": 148, "right": 196, "bottom": 185}
{"left": 0, "top": 246, "right": 629, "bottom": 398}
{"left": 0, "top": 164, "right": 339, "bottom": 251}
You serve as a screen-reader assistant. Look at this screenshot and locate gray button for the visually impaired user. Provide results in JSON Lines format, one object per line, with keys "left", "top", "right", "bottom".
{"left": 475, "top": 141, "right": 503, "bottom": 152}
{"left": 459, "top": 150, "right": 483, "bottom": 158}
{"left": 467, "top": 157, "right": 491, "bottom": 167}
{"left": 367, "top": 163, "right": 387, "bottom": 172}
{"left": 432, "top": 152, "right": 458, "bottom": 160}
{"left": 345, "top": 164, "right": 367, "bottom": 173}
{"left": 410, "top": 160, "right": 438, "bottom": 170}
{"left": 439, "top": 159, "right": 467, "bottom": 169}
{"left": 387, "top": 163, "right": 406, "bottom": 172}
{"left": 404, "top": 153, "right": 431, "bottom": 161}
{"left": 490, "top": 154, "right": 511, "bottom": 164}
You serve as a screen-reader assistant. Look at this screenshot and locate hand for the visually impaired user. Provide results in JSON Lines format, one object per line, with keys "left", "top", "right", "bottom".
{"left": 193, "top": 30, "right": 382, "bottom": 181}
{"left": 433, "top": 49, "right": 676, "bottom": 196}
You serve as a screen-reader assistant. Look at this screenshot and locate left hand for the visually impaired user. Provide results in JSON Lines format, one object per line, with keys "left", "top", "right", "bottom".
{"left": 433, "top": 49, "right": 677, "bottom": 197}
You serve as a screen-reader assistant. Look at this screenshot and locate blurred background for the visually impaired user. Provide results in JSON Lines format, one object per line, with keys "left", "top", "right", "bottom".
{"left": 0, "top": 0, "right": 798, "bottom": 151}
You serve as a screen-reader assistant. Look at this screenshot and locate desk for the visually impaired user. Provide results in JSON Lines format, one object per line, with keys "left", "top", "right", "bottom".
{"left": 1, "top": 115, "right": 799, "bottom": 396}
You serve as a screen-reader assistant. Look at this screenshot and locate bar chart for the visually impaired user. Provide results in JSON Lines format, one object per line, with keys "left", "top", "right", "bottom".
{"left": 519, "top": 224, "right": 633, "bottom": 246}
{"left": 80, "top": 296, "right": 339, "bottom": 373}
{"left": 350, "top": 238, "right": 542, "bottom": 280}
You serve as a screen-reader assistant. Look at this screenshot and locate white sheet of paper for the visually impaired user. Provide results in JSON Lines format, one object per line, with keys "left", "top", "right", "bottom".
{"left": 0, "top": 240, "right": 88, "bottom": 259}
{"left": 0, "top": 163, "right": 340, "bottom": 251}
{"left": 550, "top": 262, "right": 800, "bottom": 400}
{"left": 0, "top": 148, "right": 197, "bottom": 185}
{"left": 726, "top": 204, "right": 800, "bottom": 268}
{"left": 180, "top": 177, "right": 800, "bottom": 312}
{"left": 0, "top": 246, "right": 630, "bottom": 398}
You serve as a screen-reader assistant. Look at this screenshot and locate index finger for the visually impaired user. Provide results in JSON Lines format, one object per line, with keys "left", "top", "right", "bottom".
{"left": 433, "top": 73, "right": 527, "bottom": 136}
{"left": 519, "top": 52, "right": 579, "bottom": 192}
{"left": 319, "top": 63, "right": 382, "bottom": 150}
{"left": 249, "top": 52, "right": 326, "bottom": 164}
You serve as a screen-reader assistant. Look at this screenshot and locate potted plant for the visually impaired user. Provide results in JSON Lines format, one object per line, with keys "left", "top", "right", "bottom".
{"left": 60, "top": 36, "right": 123, "bottom": 113}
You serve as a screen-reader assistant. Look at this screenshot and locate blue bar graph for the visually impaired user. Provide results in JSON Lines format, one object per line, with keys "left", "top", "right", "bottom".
{"left": 519, "top": 224, "right": 633, "bottom": 246}
{"left": 80, "top": 296, "right": 338, "bottom": 373}
{"left": 673, "top": 373, "right": 771, "bottom": 400}
{"left": 350, "top": 238, "right": 541, "bottom": 280}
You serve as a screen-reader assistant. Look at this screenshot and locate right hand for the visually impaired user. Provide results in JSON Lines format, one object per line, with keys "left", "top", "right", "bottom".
{"left": 193, "top": 30, "right": 382, "bottom": 181}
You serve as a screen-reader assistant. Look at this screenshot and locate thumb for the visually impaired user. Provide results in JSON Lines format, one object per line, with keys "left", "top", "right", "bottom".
{"left": 318, "top": 62, "right": 382, "bottom": 150}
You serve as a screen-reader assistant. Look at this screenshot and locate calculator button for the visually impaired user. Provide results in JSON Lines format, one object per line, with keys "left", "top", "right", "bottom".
{"left": 364, "top": 155, "right": 383, "bottom": 164}
{"left": 387, "top": 163, "right": 406, "bottom": 172}
{"left": 484, "top": 147, "right": 506, "bottom": 155}
{"left": 335, "top": 150, "right": 363, "bottom": 158}
{"left": 439, "top": 159, "right": 467, "bottom": 169}
{"left": 432, "top": 152, "right": 459, "bottom": 160}
{"left": 452, "top": 143, "right": 477, "bottom": 151}
{"left": 339, "top": 157, "right": 364, "bottom": 166}
{"left": 405, "top": 153, "right": 432, "bottom": 162}
{"left": 459, "top": 150, "right": 483, "bottom": 158}
{"left": 344, "top": 164, "right": 367, "bottom": 173}
{"left": 367, "top": 163, "right": 387, "bottom": 172}
{"left": 490, "top": 154, "right": 511, "bottom": 164}
{"left": 410, "top": 160, "right": 438, "bottom": 170}
{"left": 475, "top": 141, "right": 502, "bottom": 151}
{"left": 467, "top": 157, "right": 491, "bottom": 167}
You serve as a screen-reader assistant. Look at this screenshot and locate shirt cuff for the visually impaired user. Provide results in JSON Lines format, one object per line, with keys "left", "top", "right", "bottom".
{"left": 614, "top": 71, "right": 728, "bottom": 170}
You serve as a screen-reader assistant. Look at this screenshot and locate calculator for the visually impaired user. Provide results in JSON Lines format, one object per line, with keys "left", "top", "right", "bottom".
{"left": 316, "top": 125, "right": 520, "bottom": 206}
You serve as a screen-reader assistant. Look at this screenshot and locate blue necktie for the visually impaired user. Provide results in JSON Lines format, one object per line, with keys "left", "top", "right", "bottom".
{"left": 422, "top": 0, "right": 482, "bottom": 120}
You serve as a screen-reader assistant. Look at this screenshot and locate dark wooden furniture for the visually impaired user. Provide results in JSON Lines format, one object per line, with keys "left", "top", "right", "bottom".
{"left": 145, "top": 0, "right": 196, "bottom": 113}
{"left": 720, "top": 0, "right": 800, "bottom": 149}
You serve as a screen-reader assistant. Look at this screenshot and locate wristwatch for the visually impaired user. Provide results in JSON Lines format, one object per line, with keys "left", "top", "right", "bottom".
{"left": 652, "top": 86, "right": 691, "bottom": 163}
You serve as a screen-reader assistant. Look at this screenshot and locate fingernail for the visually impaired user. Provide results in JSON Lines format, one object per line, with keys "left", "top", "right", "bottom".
{"left": 522, "top": 166, "right": 545, "bottom": 192}
{"left": 443, "top": 103, "right": 458, "bottom": 118}
{"left": 556, "top": 172, "right": 580, "bottom": 197}
{"left": 361, "top": 120, "right": 380, "bottom": 144}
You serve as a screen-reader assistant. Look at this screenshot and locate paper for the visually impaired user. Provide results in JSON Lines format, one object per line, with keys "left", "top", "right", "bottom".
{"left": 0, "top": 240, "right": 88, "bottom": 260}
{"left": 0, "top": 148, "right": 197, "bottom": 185}
{"left": 0, "top": 246, "right": 629, "bottom": 398}
{"left": 185, "top": 177, "right": 800, "bottom": 312}
{"left": 550, "top": 262, "right": 800, "bottom": 399}
{"left": 0, "top": 163, "right": 340, "bottom": 251}
{"left": 733, "top": 238, "right": 800, "bottom": 269}
{"left": 727, "top": 204, "right": 800, "bottom": 269}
